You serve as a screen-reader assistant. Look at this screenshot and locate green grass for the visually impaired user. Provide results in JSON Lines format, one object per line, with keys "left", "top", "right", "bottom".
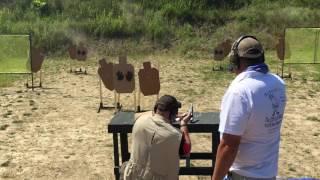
{"left": 0, "top": 58, "right": 30, "bottom": 73}
{"left": 0, "top": 0, "right": 320, "bottom": 89}
{"left": 0, "top": 74, "right": 25, "bottom": 87}
{"left": 1, "top": 0, "right": 320, "bottom": 56}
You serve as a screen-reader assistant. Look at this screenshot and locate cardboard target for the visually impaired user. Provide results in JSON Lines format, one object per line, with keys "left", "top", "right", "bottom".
{"left": 98, "top": 58, "right": 114, "bottom": 91}
{"left": 113, "top": 56, "right": 135, "bottom": 93}
{"left": 213, "top": 39, "right": 232, "bottom": 61}
{"left": 68, "top": 45, "right": 77, "bottom": 60}
{"left": 30, "top": 47, "right": 45, "bottom": 73}
{"left": 138, "top": 62, "right": 160, "bottom": 96}
{"left": 276, "top": 36, "right": 291, "bottom": 60}
{"left": 76, "top": 45, "right": 87, "bottom": 61}
{"left": 276, "top": 36, "right": 285, "bottom": 60}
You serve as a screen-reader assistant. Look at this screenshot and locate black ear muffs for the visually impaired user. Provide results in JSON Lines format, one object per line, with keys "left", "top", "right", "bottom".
{"left": 168, "top": 108, "right": 178, "bottom": 123}
{"left": 170, "top": 108, "right": 178, "bottom": 117}
{"left": 229, "top": 35, "right": 259, "bottom": 71}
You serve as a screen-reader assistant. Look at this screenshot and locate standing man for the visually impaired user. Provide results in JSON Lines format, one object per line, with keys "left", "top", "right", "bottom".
{"left": 121, "top": 95, "right": 192, "bottom": 180}
{"left": 212, "top": 36, "right": 287, "bottom": 180}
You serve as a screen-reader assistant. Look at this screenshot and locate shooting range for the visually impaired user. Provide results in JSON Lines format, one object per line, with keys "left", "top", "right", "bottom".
{"left": 1, "top": 1, "right": 320, "bottom": 179}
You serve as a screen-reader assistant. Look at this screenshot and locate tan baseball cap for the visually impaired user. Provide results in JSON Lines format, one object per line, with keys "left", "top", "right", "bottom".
{"left": 237, "top": 37, "right": 264, "bottom": 58}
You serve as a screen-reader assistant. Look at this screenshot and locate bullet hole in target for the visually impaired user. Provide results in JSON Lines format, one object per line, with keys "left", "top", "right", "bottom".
{"left": 126, "top": 71, "right": 133, "bottom": 81}
{"left": 77, "top": 50, "right": 86, "bottom": 56}
{"left": 215, "top": 49, "right": 223, "bottom": 55}
{"left": 116, "top": 71, "right": 124, "bottom": 80}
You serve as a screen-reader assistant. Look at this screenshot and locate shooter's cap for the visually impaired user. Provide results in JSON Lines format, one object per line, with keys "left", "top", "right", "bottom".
{"left": 237, "top": 36, "right": 264, "bottom": 59}
{"left": 155, "top": 95, "right": 181, "bottom": 111}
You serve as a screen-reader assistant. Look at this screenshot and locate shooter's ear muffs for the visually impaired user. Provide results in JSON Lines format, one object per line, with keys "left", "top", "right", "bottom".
{"left": 169, "top": 108, "right": 178, "bottom": 121}
{"left": 229, "top": 35, "right": 259, "bottom": 71}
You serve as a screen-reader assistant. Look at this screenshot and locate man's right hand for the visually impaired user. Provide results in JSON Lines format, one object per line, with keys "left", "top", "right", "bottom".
{"left": 178, "top": 112, "right": 192, "bottom": 126}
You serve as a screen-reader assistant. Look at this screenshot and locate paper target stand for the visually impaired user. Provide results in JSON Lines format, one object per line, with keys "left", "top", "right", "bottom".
{"left": 98, "top": 56, "right": 136, "bottom": 112}
{"left": 97, "top": 56, "right": 160, "bottom": 113}
{"left": 0, "top": 34, "right": 44, "bottom": 90}
{"left": 68, "top": 44, "right": 88, "bottom": 74}
{"left": 277, "top": 27, "right": 320, "bottom": 78}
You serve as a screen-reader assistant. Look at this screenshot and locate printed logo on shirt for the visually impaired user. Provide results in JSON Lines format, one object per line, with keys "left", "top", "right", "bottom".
{"left": 264, "top": 88, "right": 286, "bottom": 131}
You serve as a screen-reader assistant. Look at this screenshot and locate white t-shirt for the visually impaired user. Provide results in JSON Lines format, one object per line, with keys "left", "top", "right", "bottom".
{"left": 219, "top": 70, "right": 286, "bottom": 178}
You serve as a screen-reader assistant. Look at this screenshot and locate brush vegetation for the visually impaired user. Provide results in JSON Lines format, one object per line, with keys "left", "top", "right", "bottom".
{"left": 1, "top": 0, "right": 320, "bottom": 56}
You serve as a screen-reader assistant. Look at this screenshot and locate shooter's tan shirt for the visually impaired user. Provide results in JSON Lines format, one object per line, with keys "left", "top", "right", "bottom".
{"left": 122, "top": 112, "right": 182, "bottom": 180}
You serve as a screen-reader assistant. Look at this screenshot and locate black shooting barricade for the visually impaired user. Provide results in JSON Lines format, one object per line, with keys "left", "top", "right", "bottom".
{"left": 107, "top": 111, "right": 220, "bottom": 179}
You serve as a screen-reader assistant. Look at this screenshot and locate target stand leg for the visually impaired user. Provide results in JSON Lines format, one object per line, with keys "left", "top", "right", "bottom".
{"left": 97, "top": 102, "right": 115, "bottom": 113}
{"left": 212, "top": 66, "right": 224, "bottom": 71}
{"left": 282, "top": 73, "right": 292, "bottom": 79}
{"left": 116, "top": 102, "right": 122, "bottom": 111}
{"left": 136, "top": 105, "right": 141, "bottom": 113}
{"left": 76, "top": 68, "right": 86, "bottom": 74}
{"left": 71, "top": 68, "right": 88, "bottom": 75}
{"left": 26, "top": 82, "right": 42, "bottom": 89}
{"left": 97, "top": 80, "right": 116, "bottom": 113}
{"left": 26, "top": 72, "right": 42, "bottom": 90}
